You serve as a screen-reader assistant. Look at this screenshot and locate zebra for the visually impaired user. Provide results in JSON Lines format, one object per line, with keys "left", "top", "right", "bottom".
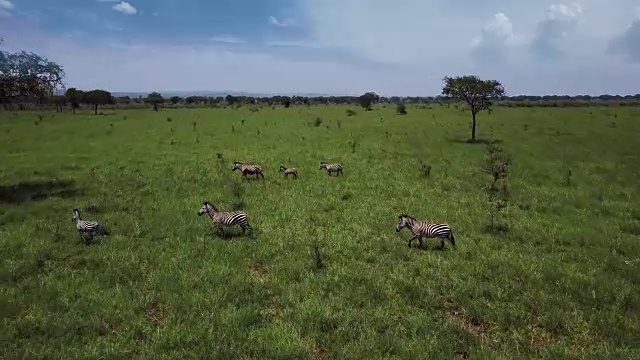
{"left": 198, "top": 201, "right": 253, "bottom": 236}
{"left": 396, "top": 214, "right": 455, "bottom": 250}
{"left": 233, "top": 162, "right": 264, "bottom": 179}
{"left": 319, "top": 162, "right": 343, "bottom": 176}
{"left": 279, "top": 165, "right": 298, "bottom": 178}
{"left": 72, "top": 208, "right": 109, "bottom": 245}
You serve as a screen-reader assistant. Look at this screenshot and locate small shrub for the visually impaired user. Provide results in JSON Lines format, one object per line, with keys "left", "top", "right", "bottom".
{"left": 564, "top": 167, "right": 572, "bottom": 186}
{"left": 419, "top": 160, "right": 432, "bottom": 178}
{"left": 311, "top": 243, "right": 325, "bottom": 270}
{"left": 337, "top": 120, "right": 342, "bottom": 128}
{"left": 396, "top": 103, "right": 407, "bottom": 115}
{"left": 482, "top": 143, "right": 511, "bottom": 233}
{"left": 166, "top": 117, "right": 172, "bottom": 122}
{"left": 231, "top": 125, "right": 235, "bottom": 132}
{"left": 346, "top": 109, "right": 357, "bottom": 116}
{"left": 313, "top": 117, "right": 323, "bottom": 127}
{"left": 241, "top": 119, "right": 246, "bottom": 125}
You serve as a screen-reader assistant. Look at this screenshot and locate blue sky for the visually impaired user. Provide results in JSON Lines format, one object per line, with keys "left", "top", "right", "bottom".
{"left": 1, "top": 0, "right": 639, "bottom": 95}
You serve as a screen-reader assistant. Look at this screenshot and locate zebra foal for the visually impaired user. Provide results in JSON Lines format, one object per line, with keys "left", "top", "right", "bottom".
{"left": 279, "top": 165, "right": 298, "bottom": 178}
{"left": 233, "top": 162, "right": 265, "bottom": 179}
{"left": 198, "top": 201, "right": 253, "bottom": 236}
{"left": 72, "top": 208, "right": 109, "bottom": 245}
{"left": 396, "top": 214, "right": 456, "bottom": 250}
{"left": 319, "top": 162, "right": 343, "bottom": 176}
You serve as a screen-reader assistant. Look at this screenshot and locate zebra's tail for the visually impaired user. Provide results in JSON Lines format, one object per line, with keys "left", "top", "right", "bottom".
{"left": 450, "top": 232, "right": 456, "bottom": 248}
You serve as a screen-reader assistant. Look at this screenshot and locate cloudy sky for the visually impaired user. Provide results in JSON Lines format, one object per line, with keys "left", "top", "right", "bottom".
{"left": 1, "top": 0, "right": 639, "bottom": 96}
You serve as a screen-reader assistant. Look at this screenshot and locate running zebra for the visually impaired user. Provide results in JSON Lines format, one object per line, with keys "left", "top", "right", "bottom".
{"left": 198, "top": 201, "right": 253, "bottom": 236}
{"left": 396, "top": 214, "right": 455, "bottom": 250}
{"left": 279, "top": 165, "right": 298, "bottom": 178}
{"left": 233, "top": 162, "right": 265, "bottom": 179}
{"left": 72, "top": 208, "right": 109, "bottom": 245}
{"left": 319, "top": 162, "right": 343, "bottom": 176}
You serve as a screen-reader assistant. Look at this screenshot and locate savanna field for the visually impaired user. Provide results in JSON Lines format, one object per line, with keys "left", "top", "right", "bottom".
{"left": 1, "top": 105, "right": 639, "bottom": 359}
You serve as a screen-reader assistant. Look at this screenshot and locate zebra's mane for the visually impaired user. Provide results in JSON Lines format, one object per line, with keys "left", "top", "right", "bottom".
{"left": 203, "top": 201, "right": 219, "bottom": 212}
{"left": 399, "top": 214, "right": 416, "bottom": 221}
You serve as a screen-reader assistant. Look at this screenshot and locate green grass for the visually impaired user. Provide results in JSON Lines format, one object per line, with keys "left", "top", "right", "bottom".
{"left": 1, "top": 105, "right": 639, "bottom": 359}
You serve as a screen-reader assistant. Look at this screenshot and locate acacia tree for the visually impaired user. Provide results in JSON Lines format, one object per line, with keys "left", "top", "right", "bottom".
{"left": 441, "top": 75, "right": 505, "bottom": 142}
{"left": 65, "top": 88, "right": 83, "bottom": 113}
{"left": 145, "top": 91, "right": 164, "bottom": 111}
{"left": 83, "top": 89, "right": 113, "bottom": 115}
{"left": 0, "top": 42, "right": 65, "bottom": 108}
{"left": 358, "top": 92, "right": 379, "bottom": 111}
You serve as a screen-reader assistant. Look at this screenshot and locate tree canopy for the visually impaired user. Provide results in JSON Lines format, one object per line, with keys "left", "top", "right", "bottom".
{"left": 358, "top": 92, "right": 379, "bottom": 111}
{"left": 0, "top": 45, "right": 65, "bottom": 107}
{"left": 83, "top": 89, "right": 114, "bottom": 115}
{"left": 442, "top": 75, "right": 505, "bottom": 141}
{"left": 145, "top": 92, "right": 164, "bottom": 111}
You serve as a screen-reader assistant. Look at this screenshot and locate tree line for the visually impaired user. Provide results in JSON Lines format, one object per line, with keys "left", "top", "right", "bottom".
{"left": 2, "top": 38, "right": 639, "bottom": 142}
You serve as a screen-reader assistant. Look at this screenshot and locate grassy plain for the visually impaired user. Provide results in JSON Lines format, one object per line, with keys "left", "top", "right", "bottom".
{"left": 1, "top": 104, "right": 639, "bottom": 359}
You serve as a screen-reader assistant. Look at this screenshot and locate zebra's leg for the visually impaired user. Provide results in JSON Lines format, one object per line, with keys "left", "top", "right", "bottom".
{"left": 418, "top": 237, "right": 425, "bottom": 248}
{"left": 408, "top": 236, "right": 418, "bottom": 248}
{"left": 440, "top": 237, "right": 446, "bottom": 250}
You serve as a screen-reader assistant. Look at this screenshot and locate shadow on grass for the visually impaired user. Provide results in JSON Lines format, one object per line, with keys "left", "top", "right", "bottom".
{"left": 208, "top": 227, "right": 254, "bottom": 240}
{"left": 0, "top": 179, "right": 82, "bottom": 204}
{"left": 482, "top": 224, "right": 509, "bottom": 236}
{"left": 446, "top": 138, "right": 503, "bottom": 145}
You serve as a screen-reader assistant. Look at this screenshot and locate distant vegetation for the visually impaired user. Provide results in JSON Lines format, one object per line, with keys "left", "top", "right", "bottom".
{"left": 2, "top": 38, "right": 640, "bottom": 113}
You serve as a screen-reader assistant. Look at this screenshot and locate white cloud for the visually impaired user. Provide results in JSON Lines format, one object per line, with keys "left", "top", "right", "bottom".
{"left": 266, "top": 41, "right": 321, "bottom": 48}
{"left": 112, "top": 1, "right": 137, "bottom": 15}
{"left": 0, "top": 0, "right": 13, "bottom": 9}
{"left": 210, "top": 36, "right": 245, "bottom": 44}
{"left": 0, "top": 0, "right": 13, "bottom": 16}
{"left": 269, "top": 16, "right": 289, "bottom": 27}
{"left": 530, "top": 3, "right": 582, "bottom": 61}
{"left": 471, "top": 13, "right": 519, "bottom": 64}
{"left": 607, "top": 9, "right": 640, "bottom": 62}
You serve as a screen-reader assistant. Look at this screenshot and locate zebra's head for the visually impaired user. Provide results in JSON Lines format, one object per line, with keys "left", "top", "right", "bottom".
{"left": 232, "top": 162, "right": 243, "bottom": 171}
{"left": 198, "top": 201, "right": 218, "bottom": 216}
{"left": 279, "top": 166, "right": 286, "bottom": 172}
{"left": 72, "top": 208, "right": 80, "bottom": 222}
{"left": 396, "top": 214, "right": 413, "bottom": 232}
{"left": 319, "top": 162, "right": 327, "bottom": 170}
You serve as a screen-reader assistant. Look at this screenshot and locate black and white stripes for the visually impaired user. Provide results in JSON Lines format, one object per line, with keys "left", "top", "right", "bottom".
{"left": 233, "top": 162, "right": 265, "bottom": 179}
{"left": 396, "top": 214, "right": 455, "bottom": 249}
{"left": 198, "top": 201, "right": 253, "bottom": 235}
{"left": 72, "top": 208, "right": 108, "bottom": 245}
{"left": 319, "top": 162, "right": 343, "bottom": 176}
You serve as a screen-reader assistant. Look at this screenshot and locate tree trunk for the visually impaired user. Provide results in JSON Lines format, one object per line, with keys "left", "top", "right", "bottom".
{"left": 94, "top": 104, "right": 98, "bottom": 115}
{"left": 72, "top": 106, "right": 76, "bottom": 114}
{"left": 471, "top": 111, "right": 477, "bottom": 142}
{"left": 153, "top": 104, "right": 158, "bottom": 112}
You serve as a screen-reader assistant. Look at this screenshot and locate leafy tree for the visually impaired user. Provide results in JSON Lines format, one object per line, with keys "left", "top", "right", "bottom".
{"left": 225, "top": 94, "right": 237, "bottom": 106}
{"left": 441, "top": 75, "right": 505, "bottom": 142}
{"left": 50, "top": 95, "right": 67, "bottom": 113}
{"left": 83, "top": 89, "right": 113, "bottom": 115}
{"left": 65, "top": 88, "right": 83, "bottom": 114}
{"left": 282, "top": 96, "right": 291, "bottom": 108}
{"left": 0, "top": 44, "right": 65, "bottom": 108}
{"left": 144, "top": 91, "right": 164, "bottom": 111}
{"left": 358, "top": 92, "right": 379, "bottom": 111}
{"left": 396, "top": 103, "right": 407, "bottom": 115}
{"left": 170, "top": 96, "right": 182, "bottom": 105}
